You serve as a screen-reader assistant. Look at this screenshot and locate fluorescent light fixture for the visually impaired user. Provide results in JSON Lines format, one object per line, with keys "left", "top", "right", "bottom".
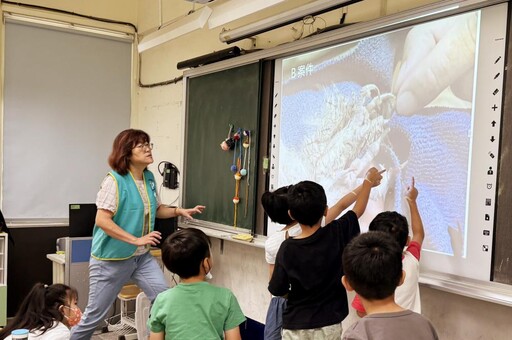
{"left": 3, "top": 12, "right": 133, "bottom": 41}
{"left": 219, "top": 0, "right": 362, "bottom": 44}
{"left": 138, "top": 6, "right": 213, "bottom": 53}
{"left": 208, "top": 0, "right": 285, "bottom": 29}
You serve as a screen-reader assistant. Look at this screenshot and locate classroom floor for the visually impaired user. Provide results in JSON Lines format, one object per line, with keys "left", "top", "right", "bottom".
{"left": 91, "top": 325, "right": 137, "bottom": 340}
{"left": 91, "top": 332, "right": 119, "bottom": 340}
{"left": 91, "top": 330, "right": 137, "bottom": 340}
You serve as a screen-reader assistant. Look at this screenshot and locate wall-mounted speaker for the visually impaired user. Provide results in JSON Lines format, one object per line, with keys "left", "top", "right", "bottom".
{"left": 177, "top": 46, "right": 242, "bottom": 70}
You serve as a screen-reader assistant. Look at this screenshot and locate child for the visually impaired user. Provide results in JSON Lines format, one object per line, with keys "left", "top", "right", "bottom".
{"left": 262, "top": 182, "right": 366, "bottom": 340}
{"left": 147, "top": 227, "right": 246, "bottom": 340}
{"left": 351, "top": 177, "right": 424, "bottom": 316}
{"left": 0, "top": 283, "right": 80, "bottom": 340}
{"left": 268, "top": 167, "right": 383, "bottom": 339}
{"left": 341, "top": 231, "right": 438, "bottom": 340}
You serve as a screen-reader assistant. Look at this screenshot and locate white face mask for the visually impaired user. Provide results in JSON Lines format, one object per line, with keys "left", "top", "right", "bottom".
{"left": 321, "top": 216, "right": 326, "bottom": 228}
{"left": 204, "top": 258, "right": 213, "bottom": 280}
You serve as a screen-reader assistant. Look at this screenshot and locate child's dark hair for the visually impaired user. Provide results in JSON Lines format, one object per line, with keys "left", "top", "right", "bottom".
{"left": 0, "top": 283, "right": 78, "bottom": 338}
{"left": 287, "top": 181, "right": 326, "bottom": 226}
{"left": 162, "top": 227, "right": 211, "bottom": 279}
{"left": 369, "top": 211, "right": 409, "bottom": 248}
{"left": 261, "top": 185, "right": 294, "bottom": 225}
{"left": 342, "top": 231, "right": 403, "bottom": 301}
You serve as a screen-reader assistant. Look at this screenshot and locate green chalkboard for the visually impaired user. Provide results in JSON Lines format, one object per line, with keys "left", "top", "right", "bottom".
{"left": 184, "top": 62, "right": 262, "bottom": 232}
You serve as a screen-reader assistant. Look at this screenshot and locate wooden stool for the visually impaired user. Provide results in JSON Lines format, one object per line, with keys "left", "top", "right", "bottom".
{"left": 117, "top": 284, "right": 142, "bottom": 331}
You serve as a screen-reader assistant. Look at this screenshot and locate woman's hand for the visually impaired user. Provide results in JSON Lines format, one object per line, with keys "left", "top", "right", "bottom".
{"left": 156, "top": 205, "right": 205, "bottom": 219}
{"left": 177, "top": 205, "right": 206, "bottom": 219}
{"left": 97, "top": 208, "right": 158, "bottom": 246}
{"left": 133, "top": 231, "right": 162, "bottom": 246}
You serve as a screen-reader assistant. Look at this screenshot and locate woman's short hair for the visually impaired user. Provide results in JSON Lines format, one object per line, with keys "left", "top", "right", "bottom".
{"left": 108, "top": 129, "right": 150, "bottom": 175}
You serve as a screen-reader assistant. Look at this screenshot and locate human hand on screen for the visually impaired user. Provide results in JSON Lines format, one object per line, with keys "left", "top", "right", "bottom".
{"left": 448, "top": 222, "right": 464, "bottom": 257}
{"left": 365, "top": 167, "right": 385, "bottom": 187}
{"left": 405, "top": 177, "right": 418, "bottom": 202}
{"left": 393, "top": 13, "right": 477, "bottom": 116}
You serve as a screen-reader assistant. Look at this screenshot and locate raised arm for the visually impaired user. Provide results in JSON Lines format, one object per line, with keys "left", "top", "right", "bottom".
{"left": 352, "top": 168, "right": 384, "bottom": 218}
{"left": 405, "top": 177, "right": 424, "bottom": 245}
{"left": 325, "top": 184, "right": 363, "bottom": 224}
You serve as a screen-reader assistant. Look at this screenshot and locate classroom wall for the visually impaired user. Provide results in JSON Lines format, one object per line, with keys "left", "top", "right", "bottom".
{"left": 136, "top": 0, "right": 512, "bottom": 338}
{"left": 0, "top": 0, "right": 139, "bottom": 313}
{"left": 1, "top": 0, "right": 511, "bottom": 337}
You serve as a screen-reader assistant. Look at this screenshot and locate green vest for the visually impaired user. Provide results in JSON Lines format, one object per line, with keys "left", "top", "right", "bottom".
{"left": 91, "top": 170, "right": 158, "bottom": 260}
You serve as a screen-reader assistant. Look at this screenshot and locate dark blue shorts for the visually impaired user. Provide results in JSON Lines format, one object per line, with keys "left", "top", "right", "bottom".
{"left": 264, "top": 296, "right": 287, "bottom": 340}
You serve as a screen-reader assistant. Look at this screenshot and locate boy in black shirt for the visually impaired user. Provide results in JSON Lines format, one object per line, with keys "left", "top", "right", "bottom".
{"left": 268, "top": 167, "right": 383, "bottom": 339}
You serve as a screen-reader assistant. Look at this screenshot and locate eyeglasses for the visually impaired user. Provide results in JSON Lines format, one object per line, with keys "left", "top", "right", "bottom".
{"left": 134, "top": 142, "right": 153, "bottom": 150}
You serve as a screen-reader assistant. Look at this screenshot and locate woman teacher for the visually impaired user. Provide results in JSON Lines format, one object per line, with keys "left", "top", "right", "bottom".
{"left": 71, "top": 129, "right": 204, "bottom": 339}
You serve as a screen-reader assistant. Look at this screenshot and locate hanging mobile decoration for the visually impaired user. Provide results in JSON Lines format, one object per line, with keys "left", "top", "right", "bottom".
{"left": 240, "top": 131, "right": 249, "bottom": 177}
{"left": 244, "top": 131, "right": 251, "bottom": 217}
{"left": 224, "top": 127, "right": 249, "bottom": 226}
{"left": 233, "top": 144, "right": 243, "bottom": 228}
{"left": 231, "top": 128, "right": 242, "bottom": 173}
{"left": 220, "top": 124, "right": 234, "bottom": 151}
{"left": 230, "top": 137, "right": 238, "bottom": 173}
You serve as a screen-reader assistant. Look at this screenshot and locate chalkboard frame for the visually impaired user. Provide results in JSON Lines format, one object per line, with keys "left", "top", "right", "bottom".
{"left": 182, "top": 62, "right": 264, "bottom": 234}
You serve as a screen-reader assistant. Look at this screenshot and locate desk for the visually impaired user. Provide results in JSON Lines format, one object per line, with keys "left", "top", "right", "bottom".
{"left": 46, "top": 253, "right": 65, "bottom": 284}
{"left": 46, "top": 248, "right": 167, "bottom": 287}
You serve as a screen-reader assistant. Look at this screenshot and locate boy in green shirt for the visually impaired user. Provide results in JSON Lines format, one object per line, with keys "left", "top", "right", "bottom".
{"left": 148, "top": 228, "right": 246, "bottom": 340}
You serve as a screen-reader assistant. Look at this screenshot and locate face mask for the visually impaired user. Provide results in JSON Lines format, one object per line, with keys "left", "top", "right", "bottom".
{"left": 320, "top": 216, "right": 326, "bottom": 228}
{"left": 63, "top": 306, "right": 82, "bottom": 327}
{"left": 204, "top": 259, "right": 213, "bottom": 280}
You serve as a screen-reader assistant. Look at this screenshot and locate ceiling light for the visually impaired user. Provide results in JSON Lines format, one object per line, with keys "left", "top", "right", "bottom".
{"left": 219, "top": 0, "right": 362, "bottom": 44}
{"left": 3, "top": 12, "right": 132, "bottom": 41}
{"left": 208, "top": 0, "right": 285, "bottom": 29}
{"left": 138, "top": 6, "right": 213, "bottom": 53}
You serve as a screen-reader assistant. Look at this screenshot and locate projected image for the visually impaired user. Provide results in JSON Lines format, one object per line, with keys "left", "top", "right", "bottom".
{"left": 273, "top": 12, "right": 479, "bottom": 256}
